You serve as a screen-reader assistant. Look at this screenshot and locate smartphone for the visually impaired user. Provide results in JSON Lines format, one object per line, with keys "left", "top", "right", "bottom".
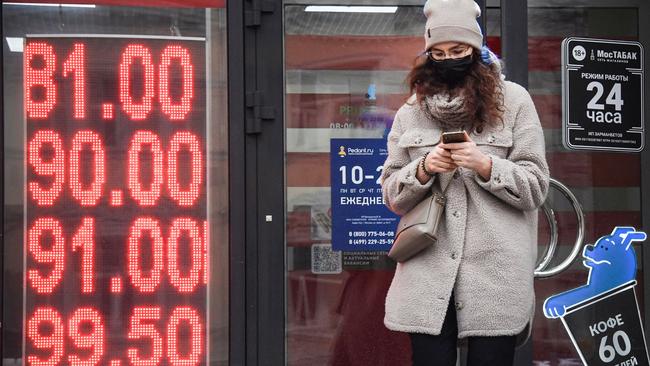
{"left": 441, "top": 130, "right": 468, "bottom": 144}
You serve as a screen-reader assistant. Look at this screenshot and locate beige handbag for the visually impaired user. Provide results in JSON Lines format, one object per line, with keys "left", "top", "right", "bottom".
{"left": 388, "top": 169, "right": 455, "bottom": 262}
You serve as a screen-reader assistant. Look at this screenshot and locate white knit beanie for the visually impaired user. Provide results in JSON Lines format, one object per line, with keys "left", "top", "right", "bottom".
{"left": 423, "top": 0, "right": 484, "bottom": 52}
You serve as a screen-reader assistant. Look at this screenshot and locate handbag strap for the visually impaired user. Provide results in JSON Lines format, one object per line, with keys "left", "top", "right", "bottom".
{"left": 438, "top": 168, "right": 457, "bottom": 196}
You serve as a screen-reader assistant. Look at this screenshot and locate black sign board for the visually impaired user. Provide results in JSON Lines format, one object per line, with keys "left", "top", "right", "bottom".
{"left": 562, "top": 37, "right": 644, "bottom": 152}
{"left": 562, "top": 281, "right": 650, "bottom": 365}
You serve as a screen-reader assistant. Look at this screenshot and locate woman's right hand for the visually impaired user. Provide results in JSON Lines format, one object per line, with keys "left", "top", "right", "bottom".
{"left": 424, "top": 145, "right": 457, "bottom": 173}
{"left": 416, "top": 145, "right": 457, "bottom": 184}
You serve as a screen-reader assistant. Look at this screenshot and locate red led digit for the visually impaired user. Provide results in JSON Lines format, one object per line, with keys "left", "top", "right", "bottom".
{"left": 128, "top": 131, "right": 164, "bottom": 206}
{"left": 71, "top": 217, "right": 95, "bottom": 293}
{"left": 119, "top": 44, "right": 155, "bottom": 120}
{"left": 102, "top": 103, "right": 114, "bottom": 120}
{"left": 110, "top": 277, "right": 123, "bottom": 293}
{"left": 167, "top": 307, "right": 203, "bottom": 366}
{"left": 168, "top": 218, "right": 202, "bottom": 293}
{"left": 127, "top": 307, "right": 163, "bottom": 366}
{"left": 203, "top": 220, "right": 208, "bottom": 285}
{"left": 70, "top": 131, "right": 106, "bottom": 206}
{"left": 128, "top": 217, "right": 164, "bottom": 292}
{"left": 63, "top": 43, "right": 86, "bottom": 120}
{"left": 28, "top": 130, "right": 65, "bottom": 206}
{"left": 27, "top": 217, "right": 65, "bottom": 294}
{"left": 110, "top": 190, "right": 123, "bottom": 206}
{"left": 24, "top": 42, "right": 57, "bottom": 119}
{"left": 168, "top": 131, "right": 202, "bottom": 206}
{"left": 27, "top": 307, "right": 65, "bottom": 366}
{"left": 159, "top": 45, "right": 193, "bottom": 120}
{"left": 68, "top": 308, "right": 105, "bottom": 366}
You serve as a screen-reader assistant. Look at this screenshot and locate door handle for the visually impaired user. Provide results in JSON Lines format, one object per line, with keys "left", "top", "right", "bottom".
{"left": 534, "top": 178, "right": 586, "bottom": 278}
{"left": 534, "top": 200, "right": 559, "bottom": 276}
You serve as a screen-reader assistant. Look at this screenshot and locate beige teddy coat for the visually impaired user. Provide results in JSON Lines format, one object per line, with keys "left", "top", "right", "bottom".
{"left": 380, "top": 80, "right": 550, "bottom": 346}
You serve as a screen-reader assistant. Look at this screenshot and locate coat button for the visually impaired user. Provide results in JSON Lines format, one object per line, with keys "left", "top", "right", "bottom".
{"left": 452, "top": 210, "right": 461, "bottom": 218}
{"left": 415, "top": 137, "right": 422, "bottom": 144}
{"left": 455, "top": 301, "right": 463, "bottom": 310}
{"left": 451, "top": 252, "right": 457, "bottom": 260}
{"left": 487, "top": 135, "right": 496, "bottom": 143}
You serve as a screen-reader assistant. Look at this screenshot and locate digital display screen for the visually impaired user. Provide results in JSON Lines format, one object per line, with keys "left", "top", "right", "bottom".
{"left": 23, "top": 36, "right": 208, "bottom": 365}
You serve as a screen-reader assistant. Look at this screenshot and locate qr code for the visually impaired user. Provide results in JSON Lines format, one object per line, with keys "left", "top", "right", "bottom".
{"left": 311, "top": 244, "right": 342, "bottom": 274}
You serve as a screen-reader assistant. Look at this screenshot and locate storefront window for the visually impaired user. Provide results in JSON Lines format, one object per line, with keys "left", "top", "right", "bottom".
{"left": 2, "top": 3, "right": 228, "bottom": 364}
{"left": 284, "top": 3, "right": 643, "bottom": 366}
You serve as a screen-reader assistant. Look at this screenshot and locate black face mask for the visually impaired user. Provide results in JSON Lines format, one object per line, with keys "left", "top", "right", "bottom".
{"left": 433, "top": 54, "right": 473, "bottom": 84}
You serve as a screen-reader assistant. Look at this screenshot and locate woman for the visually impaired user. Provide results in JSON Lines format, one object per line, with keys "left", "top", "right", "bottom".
{"left": 380, "top": 0, "right": 550, "bottom": 365}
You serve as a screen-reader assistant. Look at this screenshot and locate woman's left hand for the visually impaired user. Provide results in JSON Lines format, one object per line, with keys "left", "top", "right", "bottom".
{"left": 438, "top": 132, "right": 492, "bottom": 180}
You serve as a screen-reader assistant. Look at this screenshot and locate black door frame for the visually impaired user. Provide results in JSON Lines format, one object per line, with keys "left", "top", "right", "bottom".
{"left": 229, "top": 0, "right": 286, "bottom": 365}
{"left": 228, "top": 1, "right": 247, "bottom": 365}
{"left": 0, "top": 4, "right": 4, "bottom": 362}
{"left": 639, "top": 0, "right": 650, "bottom": 353}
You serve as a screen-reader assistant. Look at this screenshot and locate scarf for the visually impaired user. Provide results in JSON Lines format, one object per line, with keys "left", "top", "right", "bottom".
{"left": 421, "top": 89, "right": 473, "bottom": 132}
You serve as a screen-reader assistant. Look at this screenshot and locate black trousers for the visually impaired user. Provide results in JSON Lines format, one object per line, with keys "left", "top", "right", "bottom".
{"left": 409, "top": 293, "right": 517, "bottom": 366}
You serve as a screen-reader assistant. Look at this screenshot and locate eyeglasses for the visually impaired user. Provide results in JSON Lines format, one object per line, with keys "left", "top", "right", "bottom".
{"left": 425, "top": 46, "right": 472, "bottom": 61}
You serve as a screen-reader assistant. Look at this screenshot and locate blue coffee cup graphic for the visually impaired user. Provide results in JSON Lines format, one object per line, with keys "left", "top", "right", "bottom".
{"left": 544, "top": 227, "right": 650, "bottom": 365}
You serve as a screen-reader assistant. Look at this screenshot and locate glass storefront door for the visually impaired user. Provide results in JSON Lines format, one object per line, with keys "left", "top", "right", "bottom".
{"left": 283, "top": 1, "right": 648, "bottom": 365}
{"left": 284, "top": 4, "right": 451, "bottom": 364}
{"left": 528, "top": 5, "right": 641, "bottom": 365}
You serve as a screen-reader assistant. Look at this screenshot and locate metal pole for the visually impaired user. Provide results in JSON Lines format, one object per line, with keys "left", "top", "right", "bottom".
{"left": 476, "top": 0, "right": 487, "bottom": 44}
{"left": 500, "top": 0, "right": 529, "bottom": 88}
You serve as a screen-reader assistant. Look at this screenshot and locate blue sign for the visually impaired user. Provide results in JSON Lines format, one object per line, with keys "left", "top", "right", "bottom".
{"left": 330, "top": 138, "right": 399, "bottom": 252}
{"left": 544, "top": 227, "right": 650, "bottom": 365}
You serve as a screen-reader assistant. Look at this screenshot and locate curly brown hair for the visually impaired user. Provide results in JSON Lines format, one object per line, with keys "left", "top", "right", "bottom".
{"left": 406, "top": 47, "right": 506, "bottom": 133}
